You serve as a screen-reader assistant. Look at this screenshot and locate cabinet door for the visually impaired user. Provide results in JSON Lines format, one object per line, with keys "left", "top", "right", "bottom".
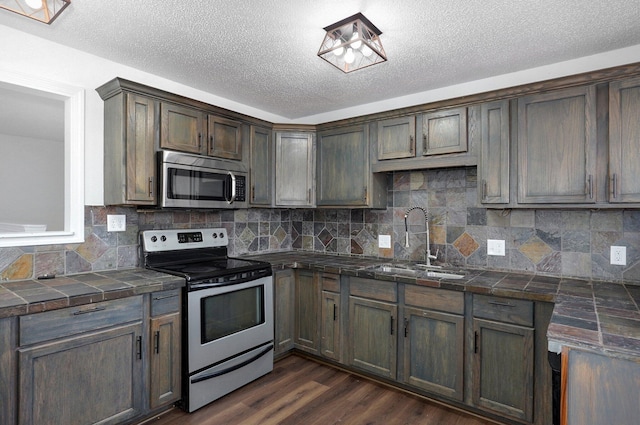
{"left": 207, "top": 115, "right": 243, "bottom": 160}
{"left": 18, "top": 323, "right": 144, "bottom": 425}
{"left": 378, "top": 116, "right": 416, "bottom": 159}
{"left": 250, "top": 125, "right": 273, "bottom": 206}
{"left": 320, "top": 290, "right": 340, "bottom": 361}
{"left": 274, "top": 269, "right": 295, "bottom": 356}
{"left": 125, "top": 93, "right": 156, "bottom": 204}
{"left": 317, "top": 125, "right": 368, "bottom": 206}
{"left": 0, "top": 318, "right": 16, "bottom": 425}
{"left": 479, "top": 100, "right": 510, "bottom": 204}
{"left": 294, "top": 270, "right": 319, "bottom": 354}
{"left": 149, "top": 312, "right": 181, "bottom": 409}
{"left": 472, "top": 318, "right": 534, "bottom": 422}
{"left": 403, "top": 306, "right": 464, "bottom": 401}
{"left": 609, "top": 77, "right": 640, "bottom": 203}
{"left": 160, "top": 102, "right": 204, "bottom": 154}
{"left": 275, "top": 132, "right": 314, "bottom": 206}
{"left": 422, "top": 107, "right": 468, "bottom": 155}
{"left": 348, "top": 296, "right": 397, "bottom": 379}
{"left": 517, "top": 86, "right": 597, "bottom": 204}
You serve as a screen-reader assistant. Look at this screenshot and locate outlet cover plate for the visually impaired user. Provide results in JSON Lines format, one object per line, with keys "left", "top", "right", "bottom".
{"left": 487, "top": 239, "right": 506, "bottom": 256}
{"left": 611, "top": 246, "right": 627, "bottom": 266}
{"left": 378, "top": 235, "right": 391, "bottom": 249}
{"left": 107, "top": 215, "right": 126, "bottom": 232}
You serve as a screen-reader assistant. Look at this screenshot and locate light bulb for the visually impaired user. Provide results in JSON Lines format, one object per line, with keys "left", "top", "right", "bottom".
{"left": 24, "top": 0, "right": 43, "bottom": 9}
{"left": 350, "top": 32, "right": 362, "bottom": 50}
{"left": 362, "top": 44, "right": 373, "bottom": 57}
{"left": 344, "top": 48, "right": 355, "bottom": 64}
{"left": 332, "top": 39, "right": 344, "bottom": 56}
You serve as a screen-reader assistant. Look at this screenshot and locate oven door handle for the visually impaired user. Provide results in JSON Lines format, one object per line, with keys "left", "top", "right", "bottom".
{"left": 190, "top": 344, "right": 274, "bottom": 384}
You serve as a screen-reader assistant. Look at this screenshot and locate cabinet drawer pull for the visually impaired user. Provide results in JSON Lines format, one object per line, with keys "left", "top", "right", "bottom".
{"left": 153, "top": 294, "right": 178, "bottom": 301}
{"left": 72, "top": 306, "right": 106, "bottom": 316}
{"left": 154, "top": 330, "right": 160, "bottom": 354}
{"left": 488, "top": 300, "right": 516, "bottom": 308}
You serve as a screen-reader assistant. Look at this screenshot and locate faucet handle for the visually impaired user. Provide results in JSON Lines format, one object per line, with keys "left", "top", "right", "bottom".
{"left": 427, "top": 248, "right": 439, "bottom": 260}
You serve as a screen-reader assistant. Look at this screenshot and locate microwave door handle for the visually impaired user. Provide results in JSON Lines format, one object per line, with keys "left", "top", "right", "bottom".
{"left": 226, "top": 171, "right": 236, "bottom": 204}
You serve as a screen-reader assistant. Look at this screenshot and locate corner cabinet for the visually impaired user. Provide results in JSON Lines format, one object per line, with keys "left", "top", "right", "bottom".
{"left": 101, "top": 90, "right": 157, "bottom": 206}
{"left": 608, "top": 77, "right": 640, "bottom": 203}
{"left": 517, "top": 85, "right": 597, "bottom": 204}
{"left": 317, "top": 124, "right": 387, "bottom": 208}
{"left": 275, "top": 131, "right": 315, "bottom": 207}
{"left": 249, "top": 125, "right": 273, "bottom": 206}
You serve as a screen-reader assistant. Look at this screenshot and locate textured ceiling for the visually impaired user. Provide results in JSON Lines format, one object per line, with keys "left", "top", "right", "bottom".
{"left": 1, "top": 0, "right": 640, "bottom": 122}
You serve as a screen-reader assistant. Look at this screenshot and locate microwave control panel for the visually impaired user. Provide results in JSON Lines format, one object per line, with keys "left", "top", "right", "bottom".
{"left": 235, "top": 176, "right": 246, "bottom": 201}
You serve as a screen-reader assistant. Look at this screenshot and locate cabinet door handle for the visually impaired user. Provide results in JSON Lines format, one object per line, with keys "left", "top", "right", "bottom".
{"left": 72, "top": 306, "right": 106, "bottom": 316}
{"left": 209, "top": 135, "right": 213, "bottom": 151}
{"left": 136, "top": 336, "right": 142, "bottom": 360}
{"left": 612, "top": 173, "right": 618, "bottom": 199}
{"left": 390, "top": 316, "right": 394, "bottom": 335}
{"left": 333, "top": 304, "right": 337, "bottom": 321}
{"left": 307, "top": 188, "right": 311, "bottom": 203}
{"left": 482, "top": 180, "right": 487, "bottom": 200}
{"left": 423, "top": 134, "right": 427, "bottom": 150}
{"left": 153, "top": 294, "right": 178, "bottom": 301}
{"left": 409, "top": 135, "right": 414, "bottom": 153}
{"left": 154, "top": 330, "right": 160, "bottom": 354}
{"left": 363, "top": 186, "right": 367, "bottom": 203}
{"left": 474, "top": 331, "right": 479, "bottom": 353}
{"left": 198, "top": 133, "right": 202, "bottom": 149}
{"left": 251, "top": 185, "right": 255, "bottom": 202}
{"left": 148, "top": 177, "right": 153, "bottom": 197}
{"left": 588, "top": 174, "right": 593, "bottom": 199}
{"left": 404, "top": 318, "right": 409, "bottom": 338}
{"left": 488, "top": 300, "right": 516, "bottom": 308}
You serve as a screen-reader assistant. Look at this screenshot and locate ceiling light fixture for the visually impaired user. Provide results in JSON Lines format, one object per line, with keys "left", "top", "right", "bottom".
{"left": 318, "top": 12, "right": 387, "bottom": 73}
{"left": 0, "top": 0, "right": 70, "bottom": 24}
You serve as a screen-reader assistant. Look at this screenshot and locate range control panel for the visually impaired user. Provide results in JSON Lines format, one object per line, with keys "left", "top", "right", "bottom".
{"left": 141, "top": 228, "right": 228, "bottom": 252}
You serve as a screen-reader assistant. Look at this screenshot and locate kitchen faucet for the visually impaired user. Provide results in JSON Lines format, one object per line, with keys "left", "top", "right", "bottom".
{"left": 404, "top": 206, "right": 439, "bottom": 267}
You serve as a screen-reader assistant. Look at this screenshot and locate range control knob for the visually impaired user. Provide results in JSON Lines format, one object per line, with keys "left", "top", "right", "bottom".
{"left": 212, "top": 233, "right": 218, "bottom": 238}
{"left": 161, "top": 235, "right": 167, "bottom": 242}
{"left": 150, "top": 236, "right": 157, "bottom": 242}
{"left": 219, "top": 232, "right": 225, "bottom": 239}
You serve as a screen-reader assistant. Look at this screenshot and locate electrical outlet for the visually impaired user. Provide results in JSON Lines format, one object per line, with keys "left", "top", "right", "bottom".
{"left": 107, "top": 215, "right": 126, "bottom": 232}
{"left": 378, "top": 235, "right": 391, "bottom": 249}
{"left": 487, "top": 239, "right": 506, "bottom": 256}
{"left": 611, "top": 246, "right": 626, "bottom": 266}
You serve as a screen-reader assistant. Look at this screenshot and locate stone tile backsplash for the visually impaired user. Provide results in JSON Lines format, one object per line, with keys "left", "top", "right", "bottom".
{"left": 1, "top": 167, "right": 638, "bottom": 283}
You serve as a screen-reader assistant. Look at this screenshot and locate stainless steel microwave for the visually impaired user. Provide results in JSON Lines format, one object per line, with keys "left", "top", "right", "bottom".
{"left": 159, "top": 150, "right": 248, "bottom": 209}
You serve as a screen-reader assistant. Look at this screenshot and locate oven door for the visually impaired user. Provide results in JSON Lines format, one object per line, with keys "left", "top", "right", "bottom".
{"left": 186, "top": 275, "right": 273, "bottom": 374}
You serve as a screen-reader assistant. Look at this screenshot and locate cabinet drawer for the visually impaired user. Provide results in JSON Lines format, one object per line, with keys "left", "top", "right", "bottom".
{"left": 405, "top": 285, "right": 464, "bottom": 314}
{"left": 472, "top": 295, "right": 533, "bottom": 327}
{"left": 321, "top": 273, "right": 340, "bottom": 292}
{"left": 150, "top": 289, "right": 181, "bottom": 317}
{"left": 349, "top": 277, "right": 397, "bottom": 303}
{"left": 19, "top": 296, "right": 143, "bottom": 346}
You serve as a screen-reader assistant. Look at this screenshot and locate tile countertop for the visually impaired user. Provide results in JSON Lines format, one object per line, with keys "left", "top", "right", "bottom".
{"left": 0, "top": 269, "right": 185, "bottom": 319}
{"left": 244, "top": 251, "right": 640, "bottom": 360}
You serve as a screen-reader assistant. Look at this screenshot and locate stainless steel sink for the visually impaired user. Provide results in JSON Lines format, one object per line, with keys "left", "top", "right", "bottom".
{"left": 365, "top": 264, "right": 465, "bottom": 279}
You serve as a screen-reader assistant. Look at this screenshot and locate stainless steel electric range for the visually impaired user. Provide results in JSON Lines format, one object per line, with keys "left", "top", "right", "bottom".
{"left": 140, "top": 228, "right": 273, "bottom": 413}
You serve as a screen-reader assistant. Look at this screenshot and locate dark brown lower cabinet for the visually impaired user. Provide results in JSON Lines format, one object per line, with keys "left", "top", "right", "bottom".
{"left": 403, "top": 306, "right": 465, "bottom": 401}
{"left": 472, "top": 318, "right": 534, "bottom": 422}
{"left": 19, "top": 323, "right": 144, "bottom": 425}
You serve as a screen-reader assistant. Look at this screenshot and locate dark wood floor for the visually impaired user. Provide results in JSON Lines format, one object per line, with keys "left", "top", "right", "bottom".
{"left": 140, "top": 354, "right": 500, "bottom": 425}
